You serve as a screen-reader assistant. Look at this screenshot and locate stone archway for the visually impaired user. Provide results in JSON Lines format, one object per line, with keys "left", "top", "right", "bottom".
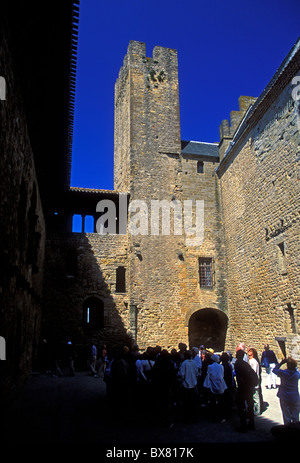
{"left": 188, "top": 308, "right": 228, "bottom": 351}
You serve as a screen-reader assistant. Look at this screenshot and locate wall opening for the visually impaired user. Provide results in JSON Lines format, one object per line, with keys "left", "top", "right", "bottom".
{"left": 116, "top": 266, "right": 126, "bottom": 292}
{"left": 82, "top": 297, "right": 104, "bottom": 331}
{"left": 65, "top": 249, "right": 77, "bottom": 277}
{"left": 197, "top": 161, "right": 204, "bottom": 173}
{"left": 188, "top": 308, "right": 228, "bottom": 351}
{"left": 84, "top": 215, "right": 94, "bottom": 233}
{"left": 277, "top": 241, "right": 287, "bottom": 275}
{"left": 72, "top": 214, "right": 95, "bottom": 233}
{"left": 72, "top": 214, "right": 82, "bottom": 232}
{"left": 198, "top": 257, "right": 214, "bottom": 288}
{"left": 286, "top": 303, "right": 297, "bottom": 334}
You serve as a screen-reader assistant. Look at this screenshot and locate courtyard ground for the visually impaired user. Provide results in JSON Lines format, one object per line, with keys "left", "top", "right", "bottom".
{"left": 1, "top": 367, "right": 286, "bottom": 452}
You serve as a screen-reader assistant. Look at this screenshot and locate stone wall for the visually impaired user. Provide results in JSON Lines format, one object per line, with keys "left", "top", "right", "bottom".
{"left": 42, "top": 40, "right": 300, "bottom": 361}
{"left": 114, "top": 42, "right": 228, "bottom": 351}
{"left": 179, "top": 152, "right": 228, "bottom": 343}
{"left": 0, "top": 21, "right": 46, "bottom": 401}
{"left": 218, "top": 78, "right": 300, "bottom": 359}
{"left": 43, "top": 233, "right": 131, "bottom": 364}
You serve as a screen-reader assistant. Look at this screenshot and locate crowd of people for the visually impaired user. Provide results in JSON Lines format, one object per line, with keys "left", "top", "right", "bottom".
{"left": 37, "top": 338, "right": 300, "bottom": 434}
{"left": 100, "top": 341, "right": 300, "bottom": 432}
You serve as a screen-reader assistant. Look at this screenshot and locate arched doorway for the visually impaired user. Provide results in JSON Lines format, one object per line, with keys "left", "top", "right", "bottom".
{"left": 188, "top": 308, "right": 228, "bottom": 351}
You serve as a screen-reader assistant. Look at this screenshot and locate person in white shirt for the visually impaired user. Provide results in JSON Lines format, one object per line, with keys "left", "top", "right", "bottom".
{"left": 248, "top": 347, "right": 261, "bottom": 415}
{"left": 191, "top": 347, "right": 202, "bottom": 373}
{"left": 203, "top": 353, "right": 228, "bottom": 422}
{"left": 179, "top": 350, "right": 199, "bottom": 422}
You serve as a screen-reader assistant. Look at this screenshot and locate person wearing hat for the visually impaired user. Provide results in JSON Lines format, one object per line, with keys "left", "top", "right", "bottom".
{"left": 206, "top": 348, "right": 215, "bottom": 355}
{"left": 203, "top": 353, "right": 227, "bottom": 421}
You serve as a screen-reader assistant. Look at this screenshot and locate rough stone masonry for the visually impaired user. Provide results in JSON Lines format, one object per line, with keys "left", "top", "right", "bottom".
{"left": 43, "top": 38, "right": 300, "bottom": 363}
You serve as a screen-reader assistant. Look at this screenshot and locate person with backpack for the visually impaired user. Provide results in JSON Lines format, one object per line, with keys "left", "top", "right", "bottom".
{"left": 234, "top": 349, "right": 259, "bottom": 432}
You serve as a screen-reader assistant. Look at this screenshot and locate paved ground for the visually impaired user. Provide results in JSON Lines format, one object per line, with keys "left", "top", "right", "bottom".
{"left": 1, "top": 368, "right": 285, "bottom": 450}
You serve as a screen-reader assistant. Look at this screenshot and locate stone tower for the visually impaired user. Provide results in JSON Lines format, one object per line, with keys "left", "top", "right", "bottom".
{"left": 114, "top": 41, "right": 227, "bottom": 349}
{"left": 114, "top": 40, "right": 181, "bottom": 192}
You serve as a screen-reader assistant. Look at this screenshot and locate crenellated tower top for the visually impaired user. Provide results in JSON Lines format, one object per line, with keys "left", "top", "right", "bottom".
{"left": 114, "top": 41, "right": 181, "bottom": 193}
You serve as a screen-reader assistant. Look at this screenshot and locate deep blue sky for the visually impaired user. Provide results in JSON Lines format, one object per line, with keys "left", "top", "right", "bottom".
{"left": 71, "top": 0, "right": 300, "bottom": 190}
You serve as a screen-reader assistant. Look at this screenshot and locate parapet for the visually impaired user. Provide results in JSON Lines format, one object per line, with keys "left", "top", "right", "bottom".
{"left": 127, "top": 40, "right": 146, "bottom": 57}
{"left": 126, "top": 40, "right": 178, "bottom": 61}
{"left": 219, "top": 95, "right": 257, "bottom": 160}
{"left": 115, "top": 40, "right": 179, "bottom": 103}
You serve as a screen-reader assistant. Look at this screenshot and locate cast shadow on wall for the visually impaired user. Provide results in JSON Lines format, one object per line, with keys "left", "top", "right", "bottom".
{"left": 41, "top": 233, "right": 132, "bottom": 371}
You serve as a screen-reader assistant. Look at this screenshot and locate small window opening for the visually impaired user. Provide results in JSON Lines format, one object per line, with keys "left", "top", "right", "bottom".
{"left": 83, "top": 297, "right": 104, "bottom": 330}
{"left": 197, "top": 161, "right": 204, "bottom": 174}
{"left": 199, "top": 258, "right": 213, "bottom": 288}
{"left": 277, "top": 241, "right": 287, "bottom": 275}
{"left": 65, "top": 249, "right": 77, "bottom": 277}
{"left": 85, "top": 215, "right": 94, "bottom": 233}
{"left": 116, "top": 266, "right": 126, "bottom": 292}
{"left": 72, "top": 214, "right": 82, "bottom": 232}
{"left": 286, "top": 303, "right": 297, "bottom": 334}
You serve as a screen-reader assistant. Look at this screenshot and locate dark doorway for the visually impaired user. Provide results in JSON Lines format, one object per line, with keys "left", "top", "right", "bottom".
{"left": 188, "top": 308, "right": 228, "bottom": 351}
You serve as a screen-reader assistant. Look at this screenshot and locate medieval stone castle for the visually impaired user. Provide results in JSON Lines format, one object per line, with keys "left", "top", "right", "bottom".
{"left": 0, "top": 2, "right": 299, "bottom": 402}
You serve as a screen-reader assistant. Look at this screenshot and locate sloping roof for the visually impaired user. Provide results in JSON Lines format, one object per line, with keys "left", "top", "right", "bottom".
{"left": 69, "top": 186, "right": 122, "bottom": 196}
{"left": 63, "top": 187, "right": 127, "bottom": 216}
{"left": 246, "top": 36, "right": 300, "bottom": 126}
{"left": 217, "top": 36, "right": 300, "bottom": 176}
{"left": 3, "top": 0, "right": 80, "bottom": 213}
{"left": 181, "top": 140, "right": 219, "bottom": 158}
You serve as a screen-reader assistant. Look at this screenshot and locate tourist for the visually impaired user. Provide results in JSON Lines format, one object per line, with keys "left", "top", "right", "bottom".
{"left": 248, "top": 347, "right": 261, "bottom": 415}
{"left": 98, "top": 344, "right": 108, "bottom": 377}
{"left": 234, "top": 349, "right": 259, "bottom": 432}
{"left": 237, "top": 342, "right": 248, "bottom": 362}
{"left": 178, "top": 343, "right": 187, "bottom": 363}
{"left": 220, "top": 351, "right": 236, "bottom": 419}
{"left": 203, "top": 353, "right": 227, "bottom": 421}
{"left": 198, "top": 349, "right": 213, "bottom": 405}
{"left": 89, "top": 343, "right": 98, "bottom": 376}
{"left": 136, "top": 353, "right": 144, "bottom": 382}
{"left": 178, "top": 350, "right": 199, "bottom": 422}
{"left": 170, "top": 348, "right": 181, "bottom": 373}
{"left": 191, "top": 346, "right": 202, "bottom": 373}
{"left": 110, "top": 346, "right": 137, "bottom": 421}
{"left": 151, "top": 349, "right": 177, "bottom": 427}
{"left": 261, "top": 344, "right": 278, "bottom": 389}
{"left": 273, "top": 357, "right": 300, "bottom": 425}
{"left": 141, "top": 348, "right": 155, "bottom": 382}
{"left": 66, "top": 340, "right": 76, "bottom": 376}
{"left": 199, "top": 344, "right": 205, "bottom": 359}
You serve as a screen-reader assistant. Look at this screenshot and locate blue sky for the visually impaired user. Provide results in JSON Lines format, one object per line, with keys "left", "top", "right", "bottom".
{"left": 71, "top": 0, "right": 300, "bottom": 190}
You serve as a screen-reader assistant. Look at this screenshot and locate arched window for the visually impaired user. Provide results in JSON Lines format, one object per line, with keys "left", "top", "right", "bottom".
{"left": 82, "top": 297, "right": 104, "bottom": 330}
